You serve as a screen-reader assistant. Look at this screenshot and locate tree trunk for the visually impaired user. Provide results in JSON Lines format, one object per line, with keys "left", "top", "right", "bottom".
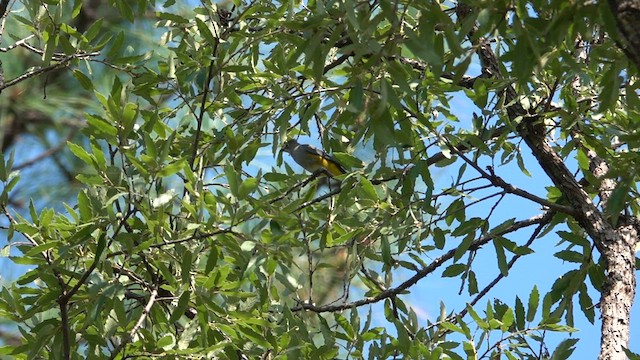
{"left": 608, "top": 0, "right": 640, "bottom": 69}
{"left": 456, "top": 4, "right": 639, "bottom": 358}
{"left": 598, "top": 222, "right": 637, "bottom": 359}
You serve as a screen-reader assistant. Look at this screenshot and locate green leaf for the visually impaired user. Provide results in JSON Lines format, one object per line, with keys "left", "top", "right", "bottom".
{"left": 557, "top": 231, "right": 590, "bottom": 247}
{"left": 554, "top": 250, "right": 584, "bottom": 263}
{"left": 405, "top": 25, "right": 442, "bottom": 67}
{"left": 77, "top": 191, "right": 92, "bottom": 221}
{"left": 238, "top": 325, "right": 271, "bottom": 348}
{"left": 85, "top": 114, "right": 118, "bottom": 139}
{"left": 578, "top": 284, "right": 595, "bottom": 324}
{"left": 468, "top": 270, "right": 478, "bottom": 295}
{"left": 0, "top": 151, "right": 11, "bottom": 181}
{"left": 440, "top": 322, "right": 465, "bottom": 334}
{"left": 168, "top": 291, "right": 190, "bottom": 324}
{"left": 335, "top": 313, "right": 355, "bottom": 340}
{"left": 68, "top": 142, "right": 94, "bottom": 166}
{"left": 239, "top": 178, "right": 258, "bottom": 198}
{"left": 158, "top": 159, "right": 187, "bottom": 177}
{"left": 491, "top": 218, "right": 516, "bottom": 234}
{"left": 605, "top": 183, "right": 628, "bottom": 226}
{"left": 623, "top": 348, "right": 640, "bottom": 360}
{"left": 358, "top": 176, "right": 378, "bottom": 202}
{"left": 195, "top": 17, "right": 217, "bottom": 45}
{"left": 541, "top": 293, "right": 554, "bottom": 321}
{"left": 454, "top": 232, "right": 474, "bottom": 262}
{"left": 42, "top": 29, "right": 57, "bottom": 65}
{"left": 442, "top": 264, "right": 466, "bottom": 277}
{"left": 348, "top": 81, "right": 364, "bottom": 112}
{"left": 433, "top": 228, "right": 446, "bottom": 249}
{"left": 463, "top": 340, "right": 477, "bottom": 358}
{"left": 598, "top": 62, "right": 622, "bottom": 112}
{"left": 181, "top": 250, "right": 192, "bottom": 285}
{"left": 493, "top": 238, "right": 508, "bottom": 276}
{"left": 576, "top": 149, "right": 590, "bottom": 171}
{"left": 527, "top": 285, "right": 539, "bottom": 322}
{"left": 73, "top": 70, "right": 94, "bottom": 91}
{"left": 501, "top": 308, "right": 514, "bottom": 332}
{"left": 515, "top": 296, "right": 525, "bottom": 330}
{"left": 226, "top": 164, "right": 239, "bottom": 197}
{"left": 371, "top": 108, "right": 396, "bottom": 150}
{"left": 516, "top": 152, "right": 531, "bottom": 177}
{"left": 550, "top": 338, "right": 578, "bottom": 360}
{"left": 95, "top": 234, "right": 106, "bottom": 260}
{"left": 264, "top": 172, "right": 289, "bottom": 182}
{"left": 114, "top": 0, "right": 134, "bottom": 22}
{"left": 392, "top": 318, "right": 411, "bottom": 351}
{"left": 446, "top": 198, "right": 466, "bottom": 226}
{"left": 157, "top": 12, "right": 190, "bottom": 24}
{"left": 107, "top": 31, "right": 125, "bottom": 58}
{"left": 83, "top": 18, "right": 103, "bottom": 42}
{"left": 466, "top": 305, "right": 488, "bottom": 330}
{"left": 381, "top": 236, "right": 392, "bottom": 266}
{"left": 157, "top": 333, "right": 176, "bottom": 350}
{"left": 588, "top": 262, "right": 606, "bottom": 291}
{"left": 3, "top": 174, "right": 19, "bottom": 197}
{"left": 76, "top": 174, "right": 104, "bottom": 186}
{"left": 471, "top": 78, "right": 488, "bottom": 108}
{"left": 451, "top": 217, "right": 483, "bottom": 237}
{"left": 25, "top": 242, "right": 59, "bottom": 256}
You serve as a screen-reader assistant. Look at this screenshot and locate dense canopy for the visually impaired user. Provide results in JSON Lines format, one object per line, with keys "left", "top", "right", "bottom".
{"left": 0, "top": 1, "right": 639, "bottom": 359}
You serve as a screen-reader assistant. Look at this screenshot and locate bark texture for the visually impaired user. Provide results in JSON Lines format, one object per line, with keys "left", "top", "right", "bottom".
{"left": 608, "top": 0, "right": 640, "bottom": 69}
{"left": 603, "top": 1, "right": 640, "bottom": 358}
{"left": 457, "top": 4, "right": 638, "bottom": 359}
{"left": 599, "top": 222, "right": 637, "bottom": 359}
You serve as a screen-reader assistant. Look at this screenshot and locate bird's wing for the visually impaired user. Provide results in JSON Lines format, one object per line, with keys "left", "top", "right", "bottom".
{"left": 301, "top": 144, "right": 346, "bottom": 174}
{"left": 300, "top": 144, "right": 330, "bottom": 158}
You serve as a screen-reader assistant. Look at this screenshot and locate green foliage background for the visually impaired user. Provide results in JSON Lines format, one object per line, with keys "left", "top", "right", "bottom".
{"left": 0, "top": 0, "right": 638, "bottom": 359}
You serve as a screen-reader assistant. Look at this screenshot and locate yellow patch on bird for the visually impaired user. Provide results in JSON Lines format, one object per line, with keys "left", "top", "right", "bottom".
{"left": 320, "top": 157, "right": 345, "bottom": 177}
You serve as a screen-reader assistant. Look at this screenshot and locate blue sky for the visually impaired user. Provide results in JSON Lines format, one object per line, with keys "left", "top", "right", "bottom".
{"left": 1, "top": 1, "right": 638, "bottom": 357}
{"left": 266, "top": 88, "right": 639, "bottom": 357}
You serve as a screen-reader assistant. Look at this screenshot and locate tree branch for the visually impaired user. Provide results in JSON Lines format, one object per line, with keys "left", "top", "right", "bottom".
{"left": 1, "top": 205, "right": 72, "bottom": 359}
{"left": 0, "top": 0, "right": 10, "bottom": 41}
{"left": 608, "top": 0, "right": 640, "bottom": 69}
{"left": 457, "top": 212, "right": 553, "bottom": 319}
{"left": 457, "top": 5, "right": 637, "bottom": 358}
{"left": 0, "top": 51, "right": 100, "bottom": 92}
{"left": 108, "top": 288, "right": 159, "bottom": 360}
{"left": 293, "top": 212, "right": 551, "bottom": 313}
{"left": 447, "top": 141, "right": 578, "bottom": 216}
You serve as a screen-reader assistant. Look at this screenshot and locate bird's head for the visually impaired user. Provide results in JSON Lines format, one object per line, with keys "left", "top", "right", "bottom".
{"left": 282, "top": 139, "right": 299, "bottom": 154}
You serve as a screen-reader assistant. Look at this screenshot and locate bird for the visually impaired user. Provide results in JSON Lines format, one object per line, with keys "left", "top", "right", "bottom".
{"left": 282, "top": 139, "right": 346, "bottom": 177}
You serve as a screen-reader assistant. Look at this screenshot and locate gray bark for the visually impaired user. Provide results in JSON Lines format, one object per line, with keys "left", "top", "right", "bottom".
{"left": 608, "top": 0, "right": 640, "bottom": 69}
{"left": 457, "top": 4, "right": 638, "bottom": 358}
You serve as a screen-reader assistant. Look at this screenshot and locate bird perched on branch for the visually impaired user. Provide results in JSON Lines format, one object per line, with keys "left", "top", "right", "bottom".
{"left": 282, "top": 139, "right": 346, "bottom": 177}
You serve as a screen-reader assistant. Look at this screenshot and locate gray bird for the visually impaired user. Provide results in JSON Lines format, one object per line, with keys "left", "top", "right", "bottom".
{"left": 282, "top": 139, "right": 346, "bottom": 177}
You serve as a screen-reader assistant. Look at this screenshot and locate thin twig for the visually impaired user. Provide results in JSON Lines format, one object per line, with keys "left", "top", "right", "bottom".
{"left": 447, "top": 142, "right": 577, "bottom": 216}
{"left": 269, "top": 170, "right": 324, "bottom": 204}
{"left": 0, "top": 52, "right": 100, "bottom": 91}
{"left": 458, "top": 211, "right": 553, "bottom": 318}
{"left": 0, "top": 0, "right": 11, "bottom": 41}
{"left": 189, "top": 41, "right": 219, "bottom": 171}
{"left": 0, "top": 34, "right": 35, "bottom": 52}
{"left": 293, "top": 212, "right": 550, "bottom": 313}
{"left": 108, "top": 288, "right": 159, "bottom": 360}
{"left": 1, "top": 204, "right": 72, "bottom": 359}
{"left": 293, "top": 185, "right": 342, "bottom": 212}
